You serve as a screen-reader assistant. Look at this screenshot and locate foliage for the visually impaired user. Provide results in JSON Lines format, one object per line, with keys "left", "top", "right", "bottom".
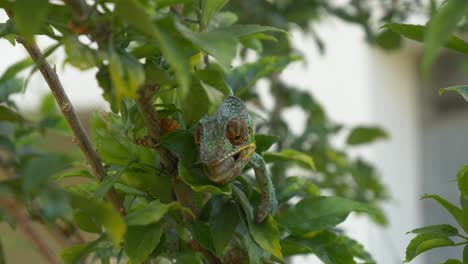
{"left": 385, "top": 0, "right": 468, "bottom": 262}
{"left": 0, "top": 0, "right": 433, "bottom": 263}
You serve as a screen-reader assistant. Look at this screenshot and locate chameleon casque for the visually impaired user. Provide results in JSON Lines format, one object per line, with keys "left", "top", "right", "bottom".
{"left": 194, "top": 96, "right": 278, "bottom": 223}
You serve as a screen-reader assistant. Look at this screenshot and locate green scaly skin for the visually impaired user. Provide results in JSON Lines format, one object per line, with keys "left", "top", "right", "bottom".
{"left": 195, "top": 96, "right": 277, "bottom": 223}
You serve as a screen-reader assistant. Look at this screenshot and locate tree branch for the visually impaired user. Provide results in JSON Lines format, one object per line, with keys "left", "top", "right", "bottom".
{"left": 135, "top": 83, "right": 199, "bottom": 216}
{"left": 0, "top": 198, "right": 60, "bottom": 264}
{"left": 12, "top": 35, "right": 124, "bottom": 215}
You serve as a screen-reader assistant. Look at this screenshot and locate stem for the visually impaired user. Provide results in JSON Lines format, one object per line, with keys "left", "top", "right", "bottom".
{"left": 0, "top": 198, "right": 60, "bottom": 264}
{"left": 135, "top": 83, "right": 199, "bottom": 216}
{"left": 13, "top": 35, "right": 124, "bottom": 215}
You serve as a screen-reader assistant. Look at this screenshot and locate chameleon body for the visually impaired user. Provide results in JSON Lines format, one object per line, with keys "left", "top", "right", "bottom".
{"left": 194, "top": 96, "right": 277, "bottom": 222}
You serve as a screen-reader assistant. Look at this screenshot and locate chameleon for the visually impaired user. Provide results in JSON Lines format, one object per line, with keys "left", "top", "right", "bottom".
{"left": 194, "top": 96, "right": 277, "bottom": 223}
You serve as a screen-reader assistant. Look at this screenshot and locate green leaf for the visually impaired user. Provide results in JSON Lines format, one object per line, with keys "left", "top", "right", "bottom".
{"left": 125, "top": 200, "right": 190, "bottom": 226}
{"left": 422, "top": 194, "right": 468, "bottom": 233}
{"left": 0, "top": 78, "right": 23, "bottom": 104}
{"left": 210, "top": 199, "right": 240, "bottom": 256}
{"left": 178, "top": 24, "right": 237, "bottom": 69}
{"left": 114, "top": 1, "right": 190, "bottom": 95}
{"left": 13, "top": 0, "right": 49, "bottom": 40}
{"left": 226, "top": 56, "right": 300, "bottom": 96}
{"left": 70, "top": 193, "right": 126, "bottom": 246}
{"left": 155, "top": 0, "right": 192, "bottom": 9}
{"left": 60, "top": 237, "right": 112, "bottom": 264}
{"left": 95, "top": 169, "right": 125, "bottom": 199}
{"left": 178, "top": 162, "right": 231, "bottom": 195}
{"left": 248, "top": 215, "right": 283, "bottom": 260}
{"left": 160, "top": 130, "right": 198, "bottom": 164}
{"left": 276, "top": 176, "right": 320, "bottom": 203}
{"left": 443, "top": 260, "right": 462, "bottom": 264}
{"left": 456, "top": 165, "right": 468, "bottom": 199}
{"left": 422, "top": 0, "right": 468, "bottom": 73}
{"left": 439, "top": 86, "right": 468, "bottom": 103}
{"left": 211, "top": 24, "right": 287, "bottom": 38}
{"left": 64, "top": 36, "right": 100, "bottom": 70}
{"left": 464, "top": 244, "right": 468, "bottom": 264}
{"left": 405, "top": 233, "right": 455, "bottom": 262}
{"left": 281, "top": 231, "right": 362, "bottom": 263}
{"left": 0, "top": 57, "right": 33, "bottom": 84}
{"left": 346, "top": 126, "right": 388, "bottom": 146}
{"left": 202, "top": 0, "right": 229, "bottom": 28}
{"left": 278, "top": 196, "right": 384, "bottom": 234}
{"left": 407, "top": 224, "right": 460, "bottom": 237}
{"left": 124, "top": 224, "right": 163, "bottom": 264}
{"left": 22, "top": 154, "right": 69, "bottom": 193}
{"left": 191, "top": 221, "right": 216, "bottom": 254}
{"left": 263, "top": 149, "right": 315, "bottom": 170}
{"left": 383, "top": 23, "right": 468, "bottom": 56}
{"left": 375, "top": 29, "right": 401, "bottom": 51}
{"left": 0, "top": 106, "right": 22, "bottom": 123}
{"left": 54, "top": 168, "right": 94, "bottom": 181}
{"left": 108, "top": 51, "right": 145, "bottom": 102}
{"left": 254, "top": 134, "right": 279, "bottom": 154}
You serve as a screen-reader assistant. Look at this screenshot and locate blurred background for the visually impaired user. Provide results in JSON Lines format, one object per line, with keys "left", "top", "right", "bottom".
{"left": 1, "top": 10, "right": 467, "bottom": 264}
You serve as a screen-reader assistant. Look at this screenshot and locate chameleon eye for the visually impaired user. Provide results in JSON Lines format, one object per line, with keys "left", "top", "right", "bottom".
{"left": 226, "top": 119, "right": 248, "bottom": 145}
{"left": 194, "top": 127, "right": 202, "bottom": 145}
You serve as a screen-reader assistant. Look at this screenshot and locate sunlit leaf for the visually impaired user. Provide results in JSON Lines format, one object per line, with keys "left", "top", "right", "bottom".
{"left": 264, "top": 149, "right": 315, "bottom": 170}
{"left": 422, "top": 194, "right": 468, "bottom": 233}
{"left": 248, "top": 215, "right": 283, "bottom": 260}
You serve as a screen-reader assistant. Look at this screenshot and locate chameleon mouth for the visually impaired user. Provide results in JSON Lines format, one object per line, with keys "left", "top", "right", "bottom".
{"left": 206, "top": 143, "right": 256, "bottom": 184}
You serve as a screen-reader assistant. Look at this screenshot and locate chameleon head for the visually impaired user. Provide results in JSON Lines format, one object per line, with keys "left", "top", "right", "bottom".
{"left": 194, "top": 96, "right": 256, "bottom": 184}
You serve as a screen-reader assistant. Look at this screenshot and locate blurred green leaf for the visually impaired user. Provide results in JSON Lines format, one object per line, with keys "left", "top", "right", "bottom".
{"left": 405, "top": 233, "right": 455, "bottom": 262}
{"left": 422, "top": 194, "right": 468, "bottom": 233}
{"left": 108, "top": 51, "right": 144, "bottom": 102}
{"left": 346, "top": 126, "right": 388, "bottom": 146}
{"left": 210, "top": 199, "right": 240, "bottom": 256}
{"left": 0, "top": 78, "right": 22, "bottom": 105}
{"left": 375, "top": 29, "right": 401, "bottom": 51}
{"left": 226, "top": 56, "right": 299, "bottom": 96}
{"left": 456, "top": 165, "right": 468, "bottom": 199}
{"left": 64, "top": 36, "right": 100, "bottom": 70}
{"left": 54, "top": 168, "right": 94, "bottom": 181}
{"left": 278, "top": 196, "right": 384, "bottom": 234}
{"left": 202, "top": 0, "right": 229, "bottom": 28}
{"left": 61, "top": 237, "right": 112, "bottom": 264}
{"left": 407, "top": 224, "right": 460, "bottom": 237}
{"left": 422, "top": 0, "right": 468, "bottom": 73}
{"left": 13, "top": 0, "right": 49, "bottom": 40}
{"left": 443, "top": 260, "right": 462, "bottom": 264}
{"left": 156, "top": 0, "right": 192, "bottom": 9}
{"left": 264, "top": 149, "right": 315, "bottom": 170}
{"left": 248, "top": 215, "right": 283, "bottom": 260}
{"left": 0, "top": 106, "right": 22, "bottom": 123}
{"left": 383, "top": 23, "right": 468, "bottom": 56}
{"left": 0, "top": 57, "right": 33, "bottom": 84}
{"left": 95, "top": 169, "right": 125, "bottom": 199}
{"left": 124, "top": 224, "right": 163, "bottom": 264}
{"left": 439, "top": 86, "right": 468, "bottom": 103}
{"left": 254, "top": 134, "right": 279, "bottom": 154}
{"left": 70, "top": 193, "right": 126, "bottom": 246}
{"left": 276, "top": 176, "right": 320, "bottom": 203}
{"left": 114, "top": 1, "right": 190, "bottom": 95}
{"left": 281, "top": 231, "right": 366, "bottom": 263}
{"left": 22, "top": 154, "right": 69, "bottom": 193}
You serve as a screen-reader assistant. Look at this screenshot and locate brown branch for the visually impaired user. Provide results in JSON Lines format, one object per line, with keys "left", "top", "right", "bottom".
{"left": 0, "top": 198, "right": 60, "bottom": 264}
{"left": 11, "top": 34, "right": 124, "bottom": 215}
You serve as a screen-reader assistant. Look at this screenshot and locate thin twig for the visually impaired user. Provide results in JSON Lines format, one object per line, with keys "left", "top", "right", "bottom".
{"left": 0, "top": 198, "right": 60, "bottom": 264}
{"left": 12, "top": 34, "right": 124, "bottom": 215}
